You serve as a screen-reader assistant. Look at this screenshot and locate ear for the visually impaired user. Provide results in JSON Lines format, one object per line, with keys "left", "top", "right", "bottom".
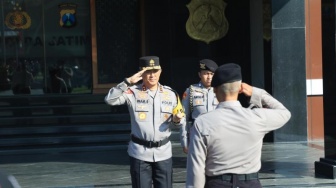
{"left": 198, "top": 72, "right": 201, "bottom": 78}
{"left": 238, "top": 83, "right": 243, "bottom": 94}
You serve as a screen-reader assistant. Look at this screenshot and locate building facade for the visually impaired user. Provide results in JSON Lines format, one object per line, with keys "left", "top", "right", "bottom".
{"left": 0, "top": 0, "right": 325, "bottom": 154}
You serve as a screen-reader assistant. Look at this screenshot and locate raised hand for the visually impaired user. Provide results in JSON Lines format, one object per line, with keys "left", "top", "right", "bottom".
{"left": 126, "top": 69, "right": 147, "bottom": 85}
{"left": 240, "top": 82, "right": 253, "bottom": 97}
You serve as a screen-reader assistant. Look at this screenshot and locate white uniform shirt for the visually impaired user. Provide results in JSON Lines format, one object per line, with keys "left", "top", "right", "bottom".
{"left": 105, "top": 81, "right": 185, "bottom": 162}
{"left": 186, "top": 87, "right": 291, "bottom": 187}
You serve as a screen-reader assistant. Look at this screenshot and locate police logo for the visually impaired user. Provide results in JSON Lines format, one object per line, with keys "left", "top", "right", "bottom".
{"left": 149, "top": 59, "right": 155, "bottom": 67}
{"left": 59, "top": 3, "right": 77, "bottom": 28}
{"left": 200, "top": 63, "right": 206, "bottom": 69}
{"left": 5, "top": 3, "right": 31, "bottom": 30}
{"left": 139, "top": 112, "right": 146, "bottom": 120}
{"left": 186, "top": 0, "right": 229, "bottom": 44}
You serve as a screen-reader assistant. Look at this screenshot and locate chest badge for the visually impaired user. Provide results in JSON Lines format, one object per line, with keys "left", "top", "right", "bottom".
{"left": 138, "top": 92, "right": 147, "bottom": 99}
{"left": 162, "top": 91, "right": 170, "bottom": 100}
{"left": 139, "top": 112, "right": 146, "bottom": 120}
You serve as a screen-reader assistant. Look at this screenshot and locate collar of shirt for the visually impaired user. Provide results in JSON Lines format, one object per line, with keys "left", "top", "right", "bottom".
{"left": 198, "top": 82, "right": 213, "bottom": 92}
{"left": 216, "top": 101, "right": 242, "bottom": 109}
{"left": 141, "top": 83, "right": 163, "bottom": 92}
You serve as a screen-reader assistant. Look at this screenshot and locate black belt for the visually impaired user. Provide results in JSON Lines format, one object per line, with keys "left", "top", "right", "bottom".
{"left": 206, "top": 172, "right": 259, "bottom": 182}
{"left": 131, "top": 134, "right": 169, "bottom": 148}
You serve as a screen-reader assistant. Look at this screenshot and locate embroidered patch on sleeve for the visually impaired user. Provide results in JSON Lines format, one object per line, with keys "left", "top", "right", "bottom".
{"left": 124, "top": 89, "right": 133, "bottom": 94}
{"left": 182, "top": 92, "right": 187, "bottom": 99}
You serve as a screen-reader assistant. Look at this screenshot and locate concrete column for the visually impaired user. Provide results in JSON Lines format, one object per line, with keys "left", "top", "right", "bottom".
{"left": 271, "top": 0, "right": 307, "bottom": 141}
{"left": 250, "top": 0, "right": 264, "bottom": 88}
{"left": 315, "top": 0, "right": 336, "bottom": 179}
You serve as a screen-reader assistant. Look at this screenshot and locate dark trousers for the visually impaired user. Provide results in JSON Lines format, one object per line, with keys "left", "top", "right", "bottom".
{"left": 205, "top": 175, "right": 262, "bottom": 188}
{"left": 130, "top": 156, "right": 172, "bottom": 188}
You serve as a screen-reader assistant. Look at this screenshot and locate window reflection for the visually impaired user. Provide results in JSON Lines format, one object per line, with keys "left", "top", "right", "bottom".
{"left": 0, "top": 0, "right": 92, "bottom": 95}
{"left": 45, "top": 58, "right": 92, "bottom": 94}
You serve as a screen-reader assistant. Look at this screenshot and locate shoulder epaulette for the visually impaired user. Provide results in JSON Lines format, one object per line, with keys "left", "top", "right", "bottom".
{"left": 162, "top": 85, "right": 172, "bottom": 90}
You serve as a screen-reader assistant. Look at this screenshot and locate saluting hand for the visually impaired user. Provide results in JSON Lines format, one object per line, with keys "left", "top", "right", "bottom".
{"left": 126, "top": 69, "right": 147, "bottom": 85}
{"left": 240, "top": 82, "right": 253, "bottom": 97}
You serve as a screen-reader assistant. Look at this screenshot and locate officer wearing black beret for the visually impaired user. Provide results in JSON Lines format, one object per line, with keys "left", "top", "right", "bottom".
{"left": 105, "top": 56, "right": 185, "bottom": 188}
{"left": 186, "top": 63, "right": 291, "bottom": 188}
{"left": 211, "top": 62, "right": 242, "bottom": 87}
{"left": 180, "top": 59, "right": 219, "bottom": 154}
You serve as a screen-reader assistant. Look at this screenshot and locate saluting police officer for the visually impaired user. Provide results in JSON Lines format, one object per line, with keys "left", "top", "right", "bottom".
{"left": 105, "top": 56, "right": 185, "bottom": 188}
{"left": 180, "top": 59, "right": 218, "bottom": 154}
{"left": 186, "top": 63, "right": 291, "bottom": 188}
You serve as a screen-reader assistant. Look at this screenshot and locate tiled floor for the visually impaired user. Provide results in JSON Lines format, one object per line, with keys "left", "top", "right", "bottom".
{"left": 1, "top": 142, "right": 336, "bottom": 188}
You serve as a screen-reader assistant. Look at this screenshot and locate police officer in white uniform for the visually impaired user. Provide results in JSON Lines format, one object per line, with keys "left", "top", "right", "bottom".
{"left": 180, "top": 59, "right": 218, "bottom": 154}
{"left": 105, "top": 56, "right": 185, "bottom": 188}
{"left": 186, "top": 63, "right": 291, "bottom": 188}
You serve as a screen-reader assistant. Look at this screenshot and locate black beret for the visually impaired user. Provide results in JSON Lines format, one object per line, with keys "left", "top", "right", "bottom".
{"left": 199, "top": 59, "right": 218, "bottom": 72}
{"left": 211, "top": 63, "right": 242, "bottom": 87}
{"left": 139, "top": 56, "right": 161, "bottom": 70}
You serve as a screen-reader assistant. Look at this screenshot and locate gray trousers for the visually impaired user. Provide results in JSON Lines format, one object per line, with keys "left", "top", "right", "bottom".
{"left": 130, "top": 156, "right": 172, "bottom": 188}
{"left": 205, "top": 175, "right": 262, "bottom": 188}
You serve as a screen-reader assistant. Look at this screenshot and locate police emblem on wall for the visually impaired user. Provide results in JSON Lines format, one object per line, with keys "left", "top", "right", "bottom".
{"left": 59, "top": 3, "right": 77, "bottom": 28}
{"left": 186, "top": 0, "right": 229, "bottom": 44}
{"left": 5, "top": 2, "right": 31, "bottom": 30}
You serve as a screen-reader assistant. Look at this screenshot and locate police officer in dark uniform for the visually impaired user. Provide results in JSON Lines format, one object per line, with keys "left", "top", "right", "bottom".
{"left": 105, "top": 56, "right": 185, "bottom": 188}
{"left": 186, "top": 63, "right": 291, "bottom": 188}
{"left": 180, "top": 59, "right": 219, "bottom": 154}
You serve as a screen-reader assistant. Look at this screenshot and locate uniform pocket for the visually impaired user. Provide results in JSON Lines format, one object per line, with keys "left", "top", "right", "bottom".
{"left": 135, "top": 104, "right": 149, "bottom": 122}
{"left": 161, "top": 105, "right": 173, "bottom": 122}
{"left": 192, "top": 93, "right": 205, "bottom": 106}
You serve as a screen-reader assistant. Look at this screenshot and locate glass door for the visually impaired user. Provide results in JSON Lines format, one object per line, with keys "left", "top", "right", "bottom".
{"left": 0, "top": 0, "right": 92, "bottom": 96}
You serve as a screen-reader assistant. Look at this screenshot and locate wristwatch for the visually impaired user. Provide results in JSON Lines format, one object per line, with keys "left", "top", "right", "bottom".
{"left": 124, "top": 78, "right": 132, "bottom": 86}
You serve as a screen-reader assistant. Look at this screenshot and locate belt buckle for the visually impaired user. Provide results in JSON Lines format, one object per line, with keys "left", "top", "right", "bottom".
{"left": 148, "top": 141, "right": 153, "bottom": 148}
{"left": 148, "top": 141, "right": 158, "bottom": 148}
{"left": 157, "top": 140, "right": 162, "bottom": 147}
{"left": 221, "top": 174, "right": 232, "bottom": 181}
